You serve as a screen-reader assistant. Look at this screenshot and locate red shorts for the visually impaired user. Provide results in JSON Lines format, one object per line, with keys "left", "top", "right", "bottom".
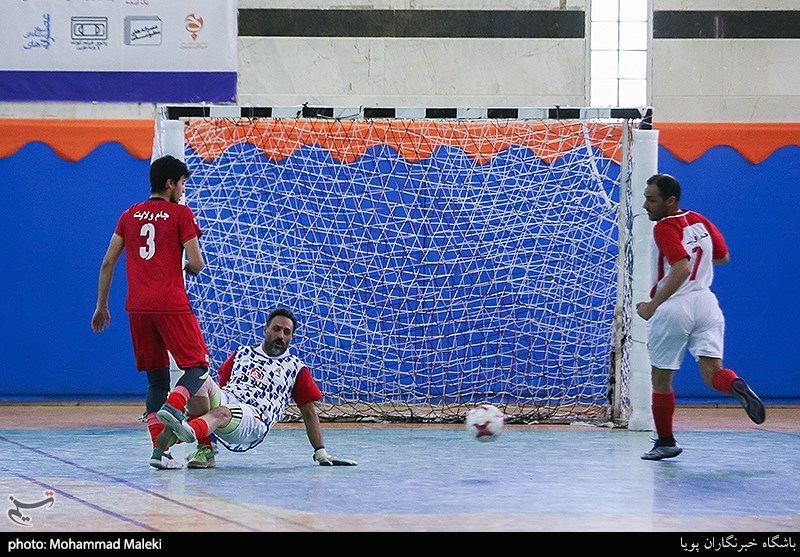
{"left": 128, "top": 312, "right": 209, "bottom": 372}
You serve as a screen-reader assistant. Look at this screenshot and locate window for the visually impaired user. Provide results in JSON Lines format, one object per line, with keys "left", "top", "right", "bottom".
{"left": 590, "top": 0, "right": 649, "bottom": 107}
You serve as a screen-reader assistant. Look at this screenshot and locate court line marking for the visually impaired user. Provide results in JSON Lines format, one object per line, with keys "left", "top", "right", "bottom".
{"left": 0, "top": 434, "right": 260, "bottom": 532}
{"left": 0, "top": 466, "right": 157, "bottom": 531}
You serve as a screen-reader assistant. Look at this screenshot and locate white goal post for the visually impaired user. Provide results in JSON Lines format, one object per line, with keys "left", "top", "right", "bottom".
{"left": 155, "top": 105, "right": 657, "bottom": 429}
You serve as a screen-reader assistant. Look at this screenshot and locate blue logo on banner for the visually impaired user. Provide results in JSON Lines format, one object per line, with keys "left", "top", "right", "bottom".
{"left": 23, "top": 13, "right": 55, "bottom": 50}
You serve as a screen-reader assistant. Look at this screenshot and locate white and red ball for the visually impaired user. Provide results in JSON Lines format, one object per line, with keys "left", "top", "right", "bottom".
{"left": 465, "top": 404, "right": 505, "bottom": 442}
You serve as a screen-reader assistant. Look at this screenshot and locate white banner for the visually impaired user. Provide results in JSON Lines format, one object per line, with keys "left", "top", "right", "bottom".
{"left": 1, "top": 0, "right": 238, "bottom": 102}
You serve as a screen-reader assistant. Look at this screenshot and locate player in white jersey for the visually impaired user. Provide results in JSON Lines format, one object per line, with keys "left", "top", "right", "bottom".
{"left": 157, "top": 308, "right": 357, "bottom": 467}
{"left": 636, "top": 174, "right": 765, "bottom": 461}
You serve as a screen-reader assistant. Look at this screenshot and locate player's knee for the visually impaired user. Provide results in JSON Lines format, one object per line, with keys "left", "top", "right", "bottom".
{"left": 175, "top": 366, "right": 209, "bottom": 396}
{"left": 212, "top": 406, "right": 233, "bottom": 428}
{"left": 651, "top": 368, "right": 675, "bottom": 392}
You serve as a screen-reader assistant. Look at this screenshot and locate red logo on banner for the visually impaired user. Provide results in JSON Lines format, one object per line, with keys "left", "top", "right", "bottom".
{"left": 185, "top": 13, "right": 203, "bottom": 41}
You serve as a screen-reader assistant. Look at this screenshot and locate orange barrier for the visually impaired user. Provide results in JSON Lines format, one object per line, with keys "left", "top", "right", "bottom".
{"left": 655, "top": 122, "right": 800, "bottom": 164}
{"left": 0, "top": 118, "right": 154, "bottom": 161}
{"left": 0, "top": 119, "right": 797, "bottom": 164}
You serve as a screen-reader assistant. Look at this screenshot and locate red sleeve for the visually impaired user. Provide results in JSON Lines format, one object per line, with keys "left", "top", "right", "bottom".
{"left": 704, "top": 218, "right": 729, "bottom": 260}
{"left": 114, "top": 210, "right": 127, "bottom": 239}
{"left": 217, "top": 353, "right": 235, "bottom": 387}
{"left": 178, "top": 205, "right": 202, "bottom": 245}
{"left": 653, "top": 220, "right": 689, "bottom": 265}
{"left": 292, "top": 367, "right": 323, "bottom": 406}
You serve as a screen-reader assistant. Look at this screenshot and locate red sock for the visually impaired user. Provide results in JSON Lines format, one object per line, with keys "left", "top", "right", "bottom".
{"left": 146, "top": 413, "right": 165, "bottom": 447}
{"left": 711, "top": 368, "right": 738, "bottom": 394}
{"left": 189, "top": 418, "right": 210, "bottom": 440}
{"left": 652, "top": 391, "right": 675, "bottom": 439}
{"left": 166, "top": 386, "right": 190, "bottom": 412}
{"left": 188, "top": 412, "right": 213, "bottom": 447}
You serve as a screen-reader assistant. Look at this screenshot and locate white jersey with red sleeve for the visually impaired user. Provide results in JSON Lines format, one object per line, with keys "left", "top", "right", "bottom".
{"left": 217, "top": 345, "right": 322, "bottom": 430}
{"left": 650, "top": 210, "right": 729, "bottom": 299}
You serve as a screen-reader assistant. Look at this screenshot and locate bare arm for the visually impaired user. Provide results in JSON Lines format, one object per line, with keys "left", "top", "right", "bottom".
{"left": 636, "top": 257, "right": 691, "bottom": 321}
{"left": 713, "top": 253, "right": 730, "bottom": 265}
{"left": 299, "top": 401, "right": 325, "bottom": 450}
{"left": 91, "top": 234, "right": 124, "bottom": 333}
{"left": 183, "top": 236, "right": 205, "bottom": 276}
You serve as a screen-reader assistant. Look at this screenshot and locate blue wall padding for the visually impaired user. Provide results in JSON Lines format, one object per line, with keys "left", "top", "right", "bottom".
{"left": 659, "top": 145, "right": 799, "bottom": 400}
{"left": 0, "top": 142, "right": 147, "bottom": 398}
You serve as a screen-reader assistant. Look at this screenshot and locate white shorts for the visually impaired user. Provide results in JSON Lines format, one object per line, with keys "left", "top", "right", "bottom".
{"left": 214, "top": 391, "right": 269, "bottom": 452}
{"left": 646, "top": 289, "right": 725, "bottom": 370}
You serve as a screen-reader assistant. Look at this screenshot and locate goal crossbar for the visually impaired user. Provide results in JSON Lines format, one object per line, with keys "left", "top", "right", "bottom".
{"left": 161, "top": 104, "right": 653, "bottom": 126}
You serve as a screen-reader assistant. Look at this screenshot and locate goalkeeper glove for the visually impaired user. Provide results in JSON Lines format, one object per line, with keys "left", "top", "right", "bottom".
{"left": 313, "top": 447, "right": 357, "bottom": 466}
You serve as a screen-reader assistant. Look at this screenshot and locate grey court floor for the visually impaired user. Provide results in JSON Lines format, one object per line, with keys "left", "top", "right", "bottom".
{"left": 1, "top": 416, "right": 799, "bottom": 534}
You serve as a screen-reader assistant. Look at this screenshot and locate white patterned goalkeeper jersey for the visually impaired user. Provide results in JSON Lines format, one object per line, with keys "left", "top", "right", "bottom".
{"left": 220, "top": 345, "right": 320, "bottom": 430}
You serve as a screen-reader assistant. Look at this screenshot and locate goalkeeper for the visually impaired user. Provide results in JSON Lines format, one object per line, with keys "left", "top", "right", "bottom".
{"left": 156, "top": 307, "right": 357, "bottom": 468}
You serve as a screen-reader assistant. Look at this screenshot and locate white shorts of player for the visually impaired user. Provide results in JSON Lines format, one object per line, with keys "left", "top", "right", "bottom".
{"left": 646, "top": 288, "right": 725, "bottom": 370}
{"left": 214, "top": 390, "right": 269, "bottom": 452}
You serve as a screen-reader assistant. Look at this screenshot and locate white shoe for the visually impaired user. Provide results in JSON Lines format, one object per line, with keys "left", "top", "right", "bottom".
{"left": 150, "top": 449, "right": 183, "bottom": 470}
{"left": 641, "top": 440, "right": 682, "bottom": 461}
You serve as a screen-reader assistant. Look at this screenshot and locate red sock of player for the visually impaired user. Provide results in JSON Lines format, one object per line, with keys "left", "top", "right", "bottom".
{"left": 146, "top": 412, "right": 165, "bottom": 447}
{"left": 187, "top": 413, "right": 213, "bottom": 447}
{"left": 188, "top": 418, "right": 210, "bottom": 440}
{"left": 651, "top": 391, "right": 676, "bottom": 439}
{"left": 165, "top": 386, "right": 190, "bottom": 412}
{"left": 711, "top": 368, "right": 738, "bottom": 394}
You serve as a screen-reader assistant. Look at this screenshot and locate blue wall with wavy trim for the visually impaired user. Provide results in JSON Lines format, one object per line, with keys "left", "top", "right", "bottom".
{"left": 0, "top": 142, "right": 796, "bottom": 402}
{"left": 0, "top": 142, "right": 148, "bottom": 399}
{"left": 659, "top": 145, "right": 800, "bottom": 401}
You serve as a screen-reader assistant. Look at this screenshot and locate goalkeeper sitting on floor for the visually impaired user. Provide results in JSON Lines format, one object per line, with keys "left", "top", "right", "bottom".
{"left": 155, "top": 307, "right": 357, "bottom": 468}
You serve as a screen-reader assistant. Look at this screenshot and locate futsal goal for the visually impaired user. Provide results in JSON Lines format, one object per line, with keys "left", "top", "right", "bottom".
{"left": 155, "top": 105, "right": 656, "bottom": 428}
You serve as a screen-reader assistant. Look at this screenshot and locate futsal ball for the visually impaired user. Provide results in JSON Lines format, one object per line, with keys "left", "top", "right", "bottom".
{"left": 465, "top": 404, "right": 505, "bottom": 442}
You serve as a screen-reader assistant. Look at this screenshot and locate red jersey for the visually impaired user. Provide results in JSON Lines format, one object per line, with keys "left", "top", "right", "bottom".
{"left": 114, "top": 198, "right": 202, "bottom": 313}
{"left": 650, "top": 210, "right": 728, "bottom": 299}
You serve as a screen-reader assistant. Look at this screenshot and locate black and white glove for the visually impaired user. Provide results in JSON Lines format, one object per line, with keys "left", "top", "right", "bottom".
{"left": 313, "top": 447, "right": 357, "bottom": 466}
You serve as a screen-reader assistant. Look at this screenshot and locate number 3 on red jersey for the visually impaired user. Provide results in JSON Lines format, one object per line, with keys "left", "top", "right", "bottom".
{"left": 139, "top": 223, "right": 156, "bottom": 260}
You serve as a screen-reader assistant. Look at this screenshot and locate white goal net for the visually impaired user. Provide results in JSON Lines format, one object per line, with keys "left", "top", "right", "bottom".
{"left": 156, "top": 106, "right": 654, "bottom": 426}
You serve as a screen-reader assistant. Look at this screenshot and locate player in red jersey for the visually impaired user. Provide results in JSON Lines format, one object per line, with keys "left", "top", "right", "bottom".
{"left": 636, "top": 174, "right": 765, "bottom": 460}
{"left": 92, "top": 155, "right": 211, "bottom": 470}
